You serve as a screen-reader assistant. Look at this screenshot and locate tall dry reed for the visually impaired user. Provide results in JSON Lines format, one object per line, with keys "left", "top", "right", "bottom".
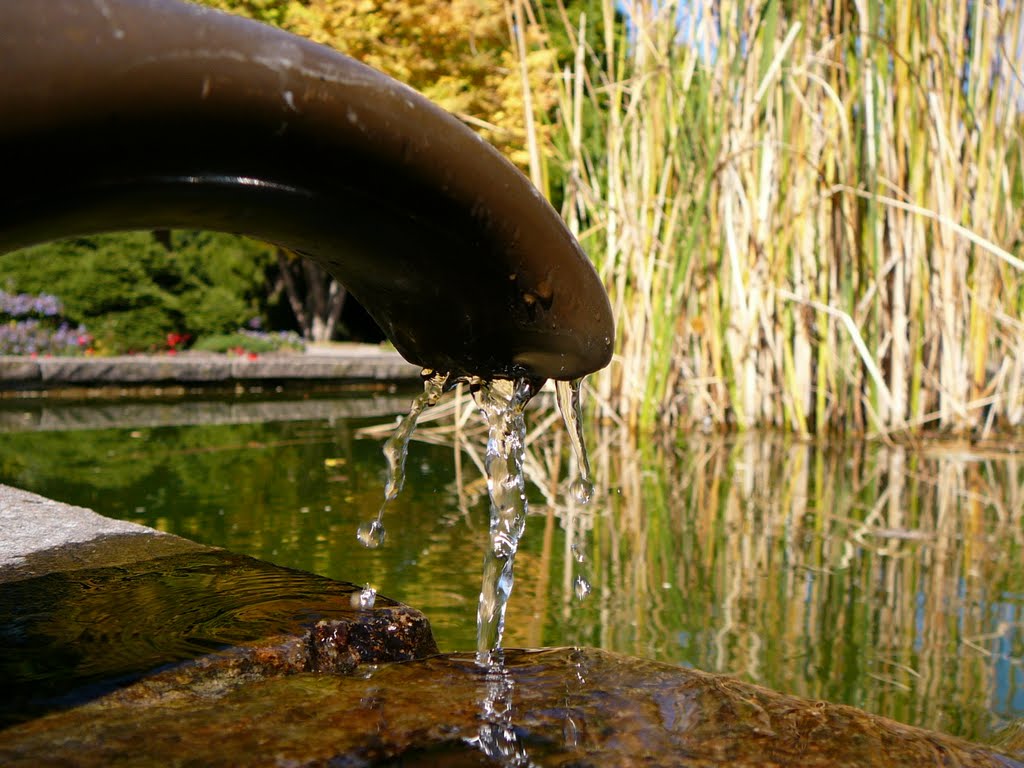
{"left": 514, "top": 0, "right": 1024, "bottom": 436}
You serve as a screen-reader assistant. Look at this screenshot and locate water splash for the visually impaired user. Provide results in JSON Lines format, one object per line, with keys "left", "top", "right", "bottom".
{"left": 555, "top": 379, "right": 594, "bottom": 601}
{"left": 356, "top": 584, "right": 377, "bottom": 609}
{"left": 473, "top": 377, "right": 540, "bottom": 664}
{"left": 357, "top": 370, "right": 448, "bottom": 549}
{"left": 362, "top": 372, "right": 595, "bottom": 656}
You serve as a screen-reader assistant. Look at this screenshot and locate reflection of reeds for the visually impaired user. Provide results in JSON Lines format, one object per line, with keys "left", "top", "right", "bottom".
{"left": 512, "top": 0, "right": 1024, "bottom": 436}
{"left": 380, "top": 401, "right": 1024, "bottom": 741}
{"left": 576, "top": 433, "right": 1024, "bottom": 741}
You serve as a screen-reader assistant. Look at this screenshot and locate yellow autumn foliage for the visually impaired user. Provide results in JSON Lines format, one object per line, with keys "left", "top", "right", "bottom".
{"left": 193, "top": 0, "right": 554, "bottom": 168}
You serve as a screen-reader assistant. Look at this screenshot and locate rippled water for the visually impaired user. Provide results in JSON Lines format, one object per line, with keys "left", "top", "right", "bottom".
{"left": 0, "top": 394, "right": 1021, "bottom": 744}
{"left": 0, "top": 547, "right": 382, "bottom": 726}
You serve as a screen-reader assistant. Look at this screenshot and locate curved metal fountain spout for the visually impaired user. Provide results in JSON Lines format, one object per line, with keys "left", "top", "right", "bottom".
{"left": 0, "top": 0, "right": 613, "bottom": 381}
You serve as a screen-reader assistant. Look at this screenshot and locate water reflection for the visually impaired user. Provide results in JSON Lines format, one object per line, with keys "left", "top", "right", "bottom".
{"left": 571, "top": 435, "right": 1024, "bottom": 743}
{"left": 0, "top": 394, "right": 1021, "bottom": 744}
{"left": 471, "top": 653, "right": 533, "bottom": 766}
{"left": 392, "top": 404, "right": 1024, "bottom": 743}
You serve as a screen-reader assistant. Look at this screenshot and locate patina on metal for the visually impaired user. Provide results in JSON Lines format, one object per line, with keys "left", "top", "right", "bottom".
{"left": 0, "top": 0, "right": 614, "bottom": 381}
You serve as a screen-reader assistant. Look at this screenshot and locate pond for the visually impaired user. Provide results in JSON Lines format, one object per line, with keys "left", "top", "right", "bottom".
{"left": 0, "top": 389, "right": 1021, "bottom": 746}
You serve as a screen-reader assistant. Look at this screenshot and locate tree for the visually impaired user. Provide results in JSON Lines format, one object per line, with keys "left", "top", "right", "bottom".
{"left": 273, "top": 249, "right": 346, "bottom": 343}
{"left": 196, "top": 0, "right": 553, "bottom": 165}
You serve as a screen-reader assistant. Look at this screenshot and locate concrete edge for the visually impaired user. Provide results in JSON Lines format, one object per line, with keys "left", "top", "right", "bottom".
{"left": 0, "top": 484, "right": 203, "bottom": 582}
{"left": 0, "top": 348, "right": 423, "bottom": 390}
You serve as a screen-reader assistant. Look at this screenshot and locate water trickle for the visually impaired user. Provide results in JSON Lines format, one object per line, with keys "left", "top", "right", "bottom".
{"left": 473, "top": 377, "right": 540, "bottom": 665}
{"left": 555, "top": 379, "right": 594, "bottom": 602}
{"left": 555, "top": 379, "right": 594, "bottom": 502}
{"left": 357, "top": 370, "right": 448, "bottom": 549}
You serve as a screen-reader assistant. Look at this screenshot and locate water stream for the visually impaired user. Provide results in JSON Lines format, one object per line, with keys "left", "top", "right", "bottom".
{"left": 362, "top": 374, "right": 597, "bottom": 664}
{"left": 554, "top": 379, "right": 595, "bottom": 600}
{"left": 471, "top": 377, "right": 540, "bottom": 663}
{"left": 356, "top": 371, "right": 448, "bottom": 549}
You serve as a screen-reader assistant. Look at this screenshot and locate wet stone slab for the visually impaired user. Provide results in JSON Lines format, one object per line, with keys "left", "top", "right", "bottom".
{"left": 0, "top": 531, "right": 437, "bottom": 729}
{"left": 1, "top": 647, "right": 1022, "bottom": 767}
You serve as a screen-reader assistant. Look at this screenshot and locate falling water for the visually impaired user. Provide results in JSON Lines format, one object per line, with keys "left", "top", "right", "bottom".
{"left": 356, "top": 370, "right": 447, "bottom": 548}
{"left": 473, "top": 377, "right": 539, "bottom": 665}
{"left": 363, "top": 373, "right": 594, "bottom": 660}
{"left": 555, "top": 379, "right": 594, "bottom": 600}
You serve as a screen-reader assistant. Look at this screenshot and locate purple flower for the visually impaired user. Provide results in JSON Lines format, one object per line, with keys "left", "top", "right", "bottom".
{"left": 0, "top": 290, "right": 63, "bottom": 319}
{"left": 0, "top": 314, "right": 90, "bottom": 356}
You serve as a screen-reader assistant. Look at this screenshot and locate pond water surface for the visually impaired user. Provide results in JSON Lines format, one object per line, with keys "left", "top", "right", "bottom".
{"left": 0, "top": 390, "right": 1021, "bottom": 746}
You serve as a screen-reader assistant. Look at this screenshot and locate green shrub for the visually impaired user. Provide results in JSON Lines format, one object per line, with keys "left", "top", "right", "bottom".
{"left": 192, "top": 330, "right": 304, "bottom": 354}
{"left": 0, "top": 231, "right": 276, "bottom": 353}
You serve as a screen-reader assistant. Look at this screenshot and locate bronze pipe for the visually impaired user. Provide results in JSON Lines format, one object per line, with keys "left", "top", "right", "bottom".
{"left": 0, "top": 0, "right": 614, "bottom": 381}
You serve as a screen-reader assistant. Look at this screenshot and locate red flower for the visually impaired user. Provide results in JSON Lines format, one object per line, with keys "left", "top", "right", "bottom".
{"left": 166, "top": 332, "right": 191, "bottom": 350}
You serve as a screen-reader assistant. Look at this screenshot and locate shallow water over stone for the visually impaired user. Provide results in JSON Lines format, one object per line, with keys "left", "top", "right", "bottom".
{"left": 0, "top": 543, "right": 436, "bottom": 728}
{"left": 1, "top": 644, "right": 1020, "bottom": 767}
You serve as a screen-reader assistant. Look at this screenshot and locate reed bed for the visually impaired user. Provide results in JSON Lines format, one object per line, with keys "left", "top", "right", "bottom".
{"left": 514, "top": 0, "right": 1024, "bottom": 436}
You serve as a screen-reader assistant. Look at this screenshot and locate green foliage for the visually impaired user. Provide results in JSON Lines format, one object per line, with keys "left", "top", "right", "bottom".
{"left": 0, "top": 232, "right": 275, "bottom": 353}
{"left": 192, "top": 330, "right": 303, "bottom": 354}
{"left": 171, "top": 231, "right": 277, "bottom": 337}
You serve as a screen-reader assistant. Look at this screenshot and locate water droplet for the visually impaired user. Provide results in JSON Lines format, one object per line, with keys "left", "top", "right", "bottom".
{"left": 574, "top": 575, "right": 592, "bottom": 601}
{"left": 354, "top": 663, "right": 379, "bottom": 680}
{"left": 571, "top": 543, "right": 586, "bottom": 563}
{"left": 356, "top": 519, "right": 386, "bottom": 549}
{"left": 359, "top": 584, "right": 377, "bottom": 609}
{"left": 570, "top": 478, "right": 594, "bottom": 505}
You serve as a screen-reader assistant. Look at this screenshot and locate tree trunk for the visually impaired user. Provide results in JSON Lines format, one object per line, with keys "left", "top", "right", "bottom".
{"left": 276, "top": 248, "right": 346, "bottom": 342}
